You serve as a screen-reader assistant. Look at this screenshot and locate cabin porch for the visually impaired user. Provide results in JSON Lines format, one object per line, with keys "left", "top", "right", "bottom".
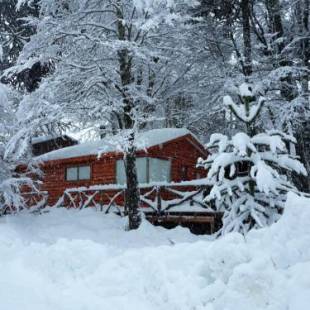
{"left": 22, "top": 180, "right": 222, "bottom": 234}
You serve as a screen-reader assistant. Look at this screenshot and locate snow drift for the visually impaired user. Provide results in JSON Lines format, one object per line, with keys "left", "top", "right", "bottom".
{"left": 0, "top": 192, "right": 309, "bottom": 310}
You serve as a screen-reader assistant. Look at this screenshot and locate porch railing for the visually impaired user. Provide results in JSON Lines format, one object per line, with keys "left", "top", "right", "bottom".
{"left": 51, "top": 179, "right": 215, "bottom": 215}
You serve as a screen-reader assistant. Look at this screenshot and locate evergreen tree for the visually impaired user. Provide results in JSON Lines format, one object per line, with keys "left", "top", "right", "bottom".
{"left": 199, "top": 82, "right": 307, "bottom": 234}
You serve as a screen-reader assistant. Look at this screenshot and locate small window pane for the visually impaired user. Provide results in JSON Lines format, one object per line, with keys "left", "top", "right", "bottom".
{"left": 66, "top": 167, "right": 78, "bottom": 181}
{"left": 79, "top": 166, "right": 90, "bottom": 180}
{"left": 149, "top": 158, "right": 171, "bottom": 182}
{"left": 116, "top": 160, "right": 126, "bottom": 184}
{"left": 136, "top": 157, "right": 147, "bottom": 184}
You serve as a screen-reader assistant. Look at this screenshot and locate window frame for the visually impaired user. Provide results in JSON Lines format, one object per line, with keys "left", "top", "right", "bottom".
{"left": 65, "top": 165, "right": 91, "bottom": 181}
{"left": 115, "top": 157, "right": 171, "bottom": 184}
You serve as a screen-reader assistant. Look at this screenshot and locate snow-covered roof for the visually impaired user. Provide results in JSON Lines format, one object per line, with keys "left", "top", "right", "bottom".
{"left": 36, "top": 128, "right": 195, "bottom": 162}
{"left": 32, "top": 134, "right": 77, "bottom": 145}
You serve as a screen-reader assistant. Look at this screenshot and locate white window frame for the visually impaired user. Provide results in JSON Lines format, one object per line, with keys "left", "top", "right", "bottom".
{"left": 65, "top": 165, "right": 91, "bottom": 181}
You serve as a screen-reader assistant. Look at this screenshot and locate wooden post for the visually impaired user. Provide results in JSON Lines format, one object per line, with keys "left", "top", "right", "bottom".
{"left": 156, "top": 186, "right": 162, "bottom": 215}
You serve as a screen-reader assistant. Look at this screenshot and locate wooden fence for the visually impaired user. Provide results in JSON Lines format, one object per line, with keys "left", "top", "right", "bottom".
{"left": 50, "top": 180, "right": 220, "bottom": 233}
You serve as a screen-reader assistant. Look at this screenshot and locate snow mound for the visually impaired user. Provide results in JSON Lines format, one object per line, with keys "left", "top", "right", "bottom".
{"left": 0, "top": 192, "right": 309, "bottom": 310}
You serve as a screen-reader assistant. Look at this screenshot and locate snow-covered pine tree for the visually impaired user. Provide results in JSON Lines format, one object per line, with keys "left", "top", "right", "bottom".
{"left": 199, "top": 82, "right": 307, "bottom": 234}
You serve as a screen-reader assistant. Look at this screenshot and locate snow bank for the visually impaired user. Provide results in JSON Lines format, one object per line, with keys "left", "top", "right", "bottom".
{"left": 0, "top": 193, "right": 309, "bottom": 310}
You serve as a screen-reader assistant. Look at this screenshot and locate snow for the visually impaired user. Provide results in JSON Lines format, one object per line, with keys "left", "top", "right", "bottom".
{"left": 202, "top": 128, "right": 307, "bottom": 233}
{"left": 223, "top": 95, "right": 234, "bottom": 107}
{"left": 223, "top": 84, "right": 265, "bottom": 124}
{"left": 252, "top": 161, "right": 279, "bottom": 195}
{"left": 58, "top": 179, "right": 211, "bottom": 193}
{"left": 0, "top": 83, "right": 8, "bottom": 107}
{"left": 207, "top": 133, "right": 228, "bottom": 152}
{"left": 224, "top": 95, "right": 265, "bottom": 124}
{"left": 0, "top": 192, "right": 309, "bottom": 310}
{"left": 36, "top": 128, "right": 193, "bottom": 162}
{"left": 4, "top": 56, "right": 41, "bottom": 77}
{"left": 251, "top": 133, "right": 285, "bottom": 153}
{"left": 16, "top": 0, "right": 28, "bottom": 10}
{"left": 232, "top": 132, "right": 255, "bottom": 156}
{"left": 239, "top": 82, "right": 253, "bottom": 97}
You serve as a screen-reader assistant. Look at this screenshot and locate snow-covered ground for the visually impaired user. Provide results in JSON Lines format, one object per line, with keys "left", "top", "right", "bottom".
{"left": 0, "top": 193, "right": 309, "bottom": 310}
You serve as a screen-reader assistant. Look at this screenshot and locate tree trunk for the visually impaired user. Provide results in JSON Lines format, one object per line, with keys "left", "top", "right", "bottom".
{"left": 300, "top": 0, "right": 310, "bottom": 95}
{"left": 116, "top": 2, "right": 141, "bottom": 229}
{"left": 241, "top": 0, "right": 252, "bottom": 77}
{"left": 266, "top": 0, "right": 284, "bottom": 53}
{"left": 266, "top": 0, "right": 297, "bottom": 100}
{"left": 124, "top": 133, "right": 141, "bottom": 229}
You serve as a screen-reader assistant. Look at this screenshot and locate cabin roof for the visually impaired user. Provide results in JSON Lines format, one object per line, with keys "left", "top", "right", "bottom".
{"left": 32, "top": 134, "right": 78, "bottom": 145}
{"left": 35, "top": 128, "right": 200, "bottom": 162}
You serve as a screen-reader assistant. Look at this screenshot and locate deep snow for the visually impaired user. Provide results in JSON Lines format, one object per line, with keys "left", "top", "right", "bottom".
{"left": 0, "top": 192, "right": 309, "bottom": 310}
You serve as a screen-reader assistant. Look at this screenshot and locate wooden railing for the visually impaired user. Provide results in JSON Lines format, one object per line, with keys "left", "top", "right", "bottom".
{"left": 51, "top": 180, "right": 215, "bottom": 216}
{"left": 24, "top": 191, "right": 48, "bottom": 210}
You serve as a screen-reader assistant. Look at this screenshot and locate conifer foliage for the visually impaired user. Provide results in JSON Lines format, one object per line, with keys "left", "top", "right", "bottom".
{"left": 199, "top": 83, "right": 307, "bottom": 234}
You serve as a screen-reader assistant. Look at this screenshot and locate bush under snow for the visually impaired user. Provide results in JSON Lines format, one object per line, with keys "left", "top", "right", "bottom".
{"left": 0, "top": 192, "right": 309, "bottom": 310}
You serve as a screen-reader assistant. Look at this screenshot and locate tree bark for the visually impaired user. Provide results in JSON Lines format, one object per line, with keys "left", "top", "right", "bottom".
{"left": 266, "top": 0, "right": 297, "bottom": 100}
{"left": 297, "top": 0, "right": 310, "bottom": 192}
{"left": 116, "top": 2, "right": 141, "bottom": 229}
{"left": 265, "top": 0, "right": 284, "bottom": 53}
{"left": 124, "top": 133, "right": 141, "bottom": 229}
{"left": 241, "top": 0, "right": 252, "bottom": 77}
{"left": 299, "top": 0, "right": 310, "bottom": 95}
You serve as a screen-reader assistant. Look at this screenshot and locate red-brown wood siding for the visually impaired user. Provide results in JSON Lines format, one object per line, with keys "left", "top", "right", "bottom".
{"left": 39, "top": 134, "right": 208, "bottom": 205}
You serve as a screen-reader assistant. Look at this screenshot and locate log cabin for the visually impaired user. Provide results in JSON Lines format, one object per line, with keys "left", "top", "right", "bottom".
{"left": 33, "top": 128, "right": 206, "bottom": 204}
{"left": 24, "top": 128, "right": 221, "bottom": 233}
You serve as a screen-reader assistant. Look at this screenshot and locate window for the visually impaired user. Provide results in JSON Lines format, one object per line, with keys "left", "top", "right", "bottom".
{"left": 79, "top": 166, "right": 91, "bottom": 180}
{"left": 66, "top": 167, "right": 78, "bottom": 181}
{"left": 116, "top": 160, "right": 126, "bottom": 185}
{"left": 66, "top": 165, "right": 91, "bottom": 181}
{"left": 149, "top": 158, "right": 171, "bottom": 182}
{"left": 116, "top": 157, "right": 171, "bottom": 184}
{"left": 136, "top": 157, "right": 148, "bottom": 183}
